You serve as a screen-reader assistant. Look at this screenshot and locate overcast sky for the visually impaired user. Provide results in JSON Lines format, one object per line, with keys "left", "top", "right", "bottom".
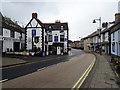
{"left": 1, "top": 0, "right": 120, "bottom": 41}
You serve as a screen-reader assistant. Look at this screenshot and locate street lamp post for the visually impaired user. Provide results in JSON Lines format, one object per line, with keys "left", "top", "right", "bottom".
{"left": 93, "top": 17, "right": 102, "bottom": 55}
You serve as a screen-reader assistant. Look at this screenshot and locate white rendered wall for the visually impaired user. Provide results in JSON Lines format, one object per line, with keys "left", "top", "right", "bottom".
{"left": 31, "top": 19, "right": 38, "bottom": 27}
{"left": 15, "top": 31, "right": 21, "bottom": 39}
{"left": 105, "top": 32, "right": 109, "bottom": 42}
{"left": 64, "top": 30, "right": 67, "bottom": 52}
{"left": 3, "top": 39, "right": 13, "bottom": 52}
{"left": 47, "top": 30, "right": 68, "bottom": 53}
{"left": 26, "top": 28, "right": 42, "bottom": 50}
{"left": 3, "top": 28, "right": 10, "bottom": 37}
{"left": 22, "top": 33, "right": 25, "bottom": 40}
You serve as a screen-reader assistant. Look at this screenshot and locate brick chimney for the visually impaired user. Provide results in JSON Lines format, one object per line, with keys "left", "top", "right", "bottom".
{"left": 115, "top": 13, "right": 120, "bottom": 22}
{"left": 32, "top": 13, "right": 37, "bottom": 18}
{"left": 55, "top": 20, "right": 61, "bottom": 23}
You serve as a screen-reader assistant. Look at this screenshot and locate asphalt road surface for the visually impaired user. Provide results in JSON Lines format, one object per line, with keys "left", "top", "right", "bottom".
{"left": 2, "top": 49, "right": 95, "bottom": 88}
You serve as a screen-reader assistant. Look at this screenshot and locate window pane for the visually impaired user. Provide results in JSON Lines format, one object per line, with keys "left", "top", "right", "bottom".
{"left": 60, "top": 35, "right": 64, "bottom": 41}
{"left": 54, "top": 36, "right": 58, "bottom": 42}
{"left": 49, "top": 35, "right": 52, "bottom": 42}
{"left": 11, "top": 30, "right": 14, "bottom": 38}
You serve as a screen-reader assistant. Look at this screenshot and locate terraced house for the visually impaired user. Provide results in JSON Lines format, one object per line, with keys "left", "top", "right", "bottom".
{"left": 83, "top": 13, "right": 120, "bottom": 57}
{"left": 100, "top": 22, "right": 114, "bottom": 55}
{"left": 111, "top": 13, "right": 120, "bottom": 57}
{"left": 0, "top": 12, "right": 25, "bottom": 53}
{"left": 25, "top": 13, "right": 69, "bottom": 56}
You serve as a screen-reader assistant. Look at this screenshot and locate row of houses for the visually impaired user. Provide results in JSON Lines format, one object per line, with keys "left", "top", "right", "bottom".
{"left": 0, "top": 12, "right": 25, "bottom": 53}
{"left": 83, "top": 13, "right": 120, "bottom": 57}
{"left": 69, "top": 39, "right": 84, "bottom": 50}
{"left": 1, "top": 12, "right": 69, "bottom": 56}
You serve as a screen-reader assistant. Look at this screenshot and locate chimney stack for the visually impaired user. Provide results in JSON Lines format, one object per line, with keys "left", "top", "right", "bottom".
{"left": 55, "top": 20, "right": 61, "bottom": 23}
{"left": 32, "top": 13, "right": 37, "bottom": 18}
{"left": 115, "top": 13, "right": 120, "bottom": 22}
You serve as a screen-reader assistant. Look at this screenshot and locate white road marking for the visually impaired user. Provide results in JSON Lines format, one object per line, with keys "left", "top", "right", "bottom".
{"left": 37, "top": 62, "right": 64, "bottom": 71}
{"left": 37, "top": 67, "right": 46, "bottom": 71}
{"left": 0, "top": 79, "right": 8, "bottom": 83}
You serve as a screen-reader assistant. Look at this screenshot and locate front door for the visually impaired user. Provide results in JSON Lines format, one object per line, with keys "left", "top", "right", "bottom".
{"left": 14, "top": 42, "right": 20, "bottom": 52}
{"left": 52, "top": 46, "right": 57, "bottom": 55}
{"left": 57, "top": 46, "right": 61, "bottom": 55}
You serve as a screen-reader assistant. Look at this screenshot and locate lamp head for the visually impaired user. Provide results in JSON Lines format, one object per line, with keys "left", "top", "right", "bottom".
{"left": 93, "top": 19, "right": 96, "bottom": 23}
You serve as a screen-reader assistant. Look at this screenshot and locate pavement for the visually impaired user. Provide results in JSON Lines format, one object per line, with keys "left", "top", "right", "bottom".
{"left": 2, "top": 57, "right": 27, "bottom": 67}
{"left": 3, "top": 53, "right": 94, "bottom": 88}
{"left": 85, "top": 53, "right": 120, "bottom": 88}
{"left": 1, "top": 49, "right": 85, "bottom": 67}
{"left": 1, "top": 54, "right": 66, "bottom": 67}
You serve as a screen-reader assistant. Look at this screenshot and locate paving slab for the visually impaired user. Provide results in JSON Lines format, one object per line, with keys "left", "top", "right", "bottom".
{"left": 88, "top": 54, "right": 119, "bottom": 88}
{"left": 2, "top": 57, "right": 27, "bottom": 67}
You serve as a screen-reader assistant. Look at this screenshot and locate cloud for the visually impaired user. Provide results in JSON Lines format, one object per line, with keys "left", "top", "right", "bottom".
{"left": 1, "top": 1, "right": 119, "bottom": 41}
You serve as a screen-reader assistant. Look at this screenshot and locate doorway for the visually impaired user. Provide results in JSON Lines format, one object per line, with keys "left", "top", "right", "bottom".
{"left": 14, "top": 42, "right": 20, "bottom": 52}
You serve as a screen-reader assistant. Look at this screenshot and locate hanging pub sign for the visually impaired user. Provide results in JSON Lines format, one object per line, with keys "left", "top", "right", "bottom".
{"left": 34, "top": 36, "right": 39, "bottom": 43}
{"left": 32, "top": 29, "right": 36, "bottom": 36}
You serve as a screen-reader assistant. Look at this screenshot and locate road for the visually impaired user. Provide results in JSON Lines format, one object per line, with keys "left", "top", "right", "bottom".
{"left": 2, "top": 49, "right": 85, "bottom": 81}
{"left": 2, "top": 49, "right": 95, "bottom": 88}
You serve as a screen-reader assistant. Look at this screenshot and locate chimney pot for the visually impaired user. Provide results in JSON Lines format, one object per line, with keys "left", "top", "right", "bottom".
{"left": 32, "top": 13, "right": 37, "bottom": 18}
{"left": 115, "top": 13, "right": 120, "bottom": 22}
{"left": 55, "top": 20, "right": 61, "bottom": 23}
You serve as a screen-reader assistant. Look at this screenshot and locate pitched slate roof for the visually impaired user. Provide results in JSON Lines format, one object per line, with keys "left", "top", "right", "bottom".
{"left": 110, "top": 18, "right": 120, "bottom": 33}
{"left": 89, "top": 31, "right": 99, "bottom": 37}
{"left": 25, "top": 17, "right": 44, "bottom": 28}
{"left": 43, "top": 22, "right": 68, "bottom": 31}
{"left": 1, "top": 12, "right": 25, "bottom": 33}
{"left": 25, "top": 14, "right": 68, "bottom": 31}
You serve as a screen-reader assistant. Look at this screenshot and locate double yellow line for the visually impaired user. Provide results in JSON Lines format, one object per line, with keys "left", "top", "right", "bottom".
{"left": 72, "top": 55, "right": 96, "bottom": 90}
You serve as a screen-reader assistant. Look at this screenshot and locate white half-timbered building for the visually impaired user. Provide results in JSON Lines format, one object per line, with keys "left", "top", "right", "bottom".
{"left": 25, "top": 13, "right": 45, "bottom": 55}
{"left": 25, "top": 13, "right": 69, "bottom": 56}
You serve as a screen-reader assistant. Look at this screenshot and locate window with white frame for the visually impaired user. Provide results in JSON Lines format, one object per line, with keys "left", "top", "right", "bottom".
{"left": 118, "top": 30, "right": 120, "bottom": 41}
{"left": 113, "top": 32, "right": 115, "bottom": 41}
{"left": 10, "top": 30, "right": 14, "bottom": 38}
{"left": 103, "top": 33, "right": 105, "bottom": 42}
{"left": 112, "top": 42, "right": 115, "bottom": 52}
{"left": 54, "top": 36, "right": 58, "bottom": 42}
{"left": 48, "top": 35, "right": 52, "bottom": 42}
{"left": 60, "top": 35, "right": 64, "bottom": 42}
